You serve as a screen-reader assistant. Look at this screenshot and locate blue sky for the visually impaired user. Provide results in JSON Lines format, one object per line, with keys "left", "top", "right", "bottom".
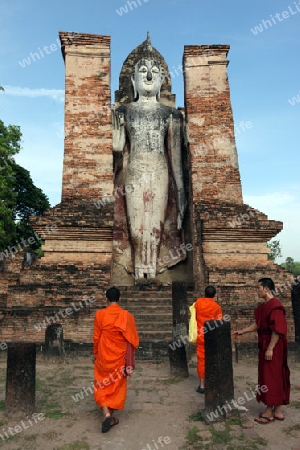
{"left": 0, "top": 0, "right": 299, "bottom": 263}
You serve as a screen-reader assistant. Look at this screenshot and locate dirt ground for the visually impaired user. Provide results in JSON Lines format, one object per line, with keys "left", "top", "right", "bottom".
{"left": 0, "top": 349, "right": 300, "bottom": 450}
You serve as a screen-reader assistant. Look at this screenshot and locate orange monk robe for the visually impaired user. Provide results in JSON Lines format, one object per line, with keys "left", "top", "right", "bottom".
{"left": 93, "top": 304, "right": 139, "bottom": 411}
{"left": 195, "top": 298, "right": 222, "bottom": 380}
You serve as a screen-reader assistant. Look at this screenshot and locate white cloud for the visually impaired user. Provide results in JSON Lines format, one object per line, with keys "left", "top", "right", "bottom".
{"left": 2, "top": 85, "right": 64, "bottom": 102}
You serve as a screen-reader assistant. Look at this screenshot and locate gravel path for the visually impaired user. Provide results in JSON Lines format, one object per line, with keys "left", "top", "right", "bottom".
{"left": 0, "top": 350, "right": 300, "bottom": 450}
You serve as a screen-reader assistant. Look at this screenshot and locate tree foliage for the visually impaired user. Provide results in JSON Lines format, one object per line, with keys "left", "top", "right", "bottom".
{"left": 285, "top": 257, "right": 294, "bottom": 273}
{"left": 267, "top": 239, "right": 282, "bottom": 261}
{"left": 0, "top": 118, "right": 50, "bottom": 251}
{"left": 281, "top": 258, "right": 300, "bottom": 277}
{"left": 0, "top": 120, "right": 21, "bottom": 248}
{"left": 12, "top": 162, "right": 51, "bottom": 249}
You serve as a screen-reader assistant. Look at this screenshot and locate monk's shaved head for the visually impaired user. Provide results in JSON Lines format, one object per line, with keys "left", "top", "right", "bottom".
{"left": 106, "top": 287, "right": 120, "bottom": 302}
{"left": 205, "top": 285, "right": 216, "bottom": 298}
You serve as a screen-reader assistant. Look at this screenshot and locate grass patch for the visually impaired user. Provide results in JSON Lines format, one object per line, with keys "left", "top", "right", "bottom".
{"left": 210, "top": 426, "right": 231, "bottom": 445}
{"left": 24, "top": 434, "right": 38, "bottom": 441}
{"left": 227, "top": 419, "right": 242, "bottom": 426}
{"left": 36, "top": 377, "right": 45, "bottom": 389}
{"left": 161, "top": 377, "right": 183, "bottom": 385}
{"left": 59, "top": 371, "right": 77, "bottom": 385}
{"left": 188, "top": 411, "right": 203, "bottom": 422}
{"left": 210, "top": 422, "right": 267, "bottom": 450}
{"left": 73, "top": 365, "right": 91, "bottom": 371}
{"left": 42, "top": 430, "right": 60, "bottom": 440}
{"left": 185, "top": 427, "right": 204, "bottom": 446}
{"left": 0, "top": 400, "right": 5, "bottom": 411}
{"left": 180, "top": 421, "right": 268, "bottom": 450}
{"left": 290, "top": 400, "right": 300, "bottom": 408}
{"left": 45, "top": 409, "right": 70, "bottom": 419}
{"left": 57, "top": 441, "right": 90, "bottom": 450}
{"left": 44, "top": 402, "right": 70, "bottom": 420}
{"left": 284, "top": 423, "right": 300, "bottom": 436}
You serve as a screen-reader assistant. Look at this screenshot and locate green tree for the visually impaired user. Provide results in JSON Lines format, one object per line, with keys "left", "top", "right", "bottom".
{"left": 12, "top": 162, "right": 50, "bottom": 248}
{"left": 0, "top": 117, "right": 50, "bottom": 252}
{"left": 0, "top": 119, "right": 21, "bottom": 249}
{"left": 293, "top": 262, "right": 300, "bottom": 277}
{"left": 285, "top": 257, "right": 295, "bottom": 273}
{"left": 281, "top": 259, "right": 300, "bottom": 277}
{"left": 267, "top": 239, "right": 282, "bottom": 261}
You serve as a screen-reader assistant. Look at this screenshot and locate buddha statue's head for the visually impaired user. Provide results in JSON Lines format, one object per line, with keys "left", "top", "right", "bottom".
{"left": 132, "top": 58, "right": 162, "bottom": 100}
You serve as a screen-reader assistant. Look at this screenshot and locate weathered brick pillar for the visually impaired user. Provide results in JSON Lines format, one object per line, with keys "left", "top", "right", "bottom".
{"left": 59, "top": 32, "right": 113, "bottom": 202}
{"left": 5, "top": 343, "right": 36, "bottom": 415}
{"left": 183, "top": 45, "right": 243, "bottom": 205}
{"left": 183, "top": 45, "right": 244, "bottom": 291}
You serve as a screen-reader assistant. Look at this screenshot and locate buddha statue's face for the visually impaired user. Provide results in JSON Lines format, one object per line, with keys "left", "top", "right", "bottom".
{"left": 132, "top": 59, "right": 162, "bottom": 99}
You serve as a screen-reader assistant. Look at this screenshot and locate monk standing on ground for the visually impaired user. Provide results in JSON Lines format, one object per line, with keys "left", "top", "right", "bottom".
{"left": 195, "top": 285, "right": 223, "bottom": 393}
{"left": 93, "top": 287, "right": 139, "bottom": 433}
{"left": 233, "top": 277, "right": 290, "bottom": 424}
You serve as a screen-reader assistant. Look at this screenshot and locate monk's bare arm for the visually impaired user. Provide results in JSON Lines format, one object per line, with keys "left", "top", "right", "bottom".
{"left": 232, "top": 321, "right": 257, "bottom": 338}
{"left": 265, "top": 331, "right": 280, "bottom": 361}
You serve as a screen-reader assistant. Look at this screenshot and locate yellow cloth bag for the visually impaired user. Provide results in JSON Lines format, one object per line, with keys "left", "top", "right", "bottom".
{"left": 188, "top": 302, "right": 197, "bottom": 343}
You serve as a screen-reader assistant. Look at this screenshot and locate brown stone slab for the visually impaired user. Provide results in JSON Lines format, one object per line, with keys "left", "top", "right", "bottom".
{"left": 5, "top": 342, "right": 36, "bottom": 415}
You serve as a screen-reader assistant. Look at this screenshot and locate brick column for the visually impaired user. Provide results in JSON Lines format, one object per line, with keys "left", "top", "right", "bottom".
{"left": 60, "top": 32, "right": 113, "bottom": 202}
{"left": 183, "top": 46, "right": 244, "bottom": 292}
{"left": 183, "top": 45, "right": 243, "bottom": 205}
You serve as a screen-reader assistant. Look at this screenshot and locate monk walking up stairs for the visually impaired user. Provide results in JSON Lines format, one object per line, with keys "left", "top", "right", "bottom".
{"left": 93, "top": 287, "right": 139, "bottom": 433}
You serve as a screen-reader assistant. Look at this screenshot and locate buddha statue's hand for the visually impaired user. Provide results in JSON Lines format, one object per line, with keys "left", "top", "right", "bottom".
{"left": 177, "top": 207, "right": 185, "bottom": 229}
{"left": 112, "top": 108, "right": 126, "bottom": 152}
{"left": 177, "top": 188, "right": 186, "bottom": 229}
{"left": 177, "top": 212, "right": 184, "bottom": 230}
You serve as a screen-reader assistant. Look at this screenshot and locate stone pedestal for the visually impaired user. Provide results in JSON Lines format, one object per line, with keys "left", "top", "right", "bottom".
{"left": 168, "top": 282, "right": 189, "bottom": 377}
{"left": 172, "top": 282, "right": 188, "bottom": 337}
{"left": 5, "top": 343, "right": 36, "bottom": 416}
{"left": 168, "top": 345, "right": 189, "bottom": 377}
{"left": 201, "top": 320, "right": 234, "bottom": 422}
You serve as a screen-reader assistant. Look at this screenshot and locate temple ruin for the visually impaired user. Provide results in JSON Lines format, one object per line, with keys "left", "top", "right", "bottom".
{"left": 0, "top": 32, "right": 295, "bottom": 354}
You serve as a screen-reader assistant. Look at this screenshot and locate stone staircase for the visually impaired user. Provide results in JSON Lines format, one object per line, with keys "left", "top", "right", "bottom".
{"left": 118, "top": 285, "right": 195, "bottom": 361}
{"left": 117, "top": 286, "right": 173, "bottom": 360}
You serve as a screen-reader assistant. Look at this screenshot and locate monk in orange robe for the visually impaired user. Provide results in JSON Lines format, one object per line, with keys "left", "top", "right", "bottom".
{"left": 195, "top": 285, "right": 223, "bottom": 393}
{"left": 233, "top": 277, "right": 290, "bottom": 424}
{"left": 93, "top": 286, "right": 139, "bottom": 433}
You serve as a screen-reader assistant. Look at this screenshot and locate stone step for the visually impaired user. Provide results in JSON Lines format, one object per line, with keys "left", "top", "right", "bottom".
{"left": 121, "top": 297, "right": 173, "bottom": 303}
{"left": 136, "top": 323, "right": 172, "bottom": 334}
{"left": 134, "top": 313, "right": 172, "bottom": 320}
{"left": 128, "top": 309, "right": 173, "bottom": 322}
{"left": 137, "top": 330, "right": 172, "bottom": 339}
